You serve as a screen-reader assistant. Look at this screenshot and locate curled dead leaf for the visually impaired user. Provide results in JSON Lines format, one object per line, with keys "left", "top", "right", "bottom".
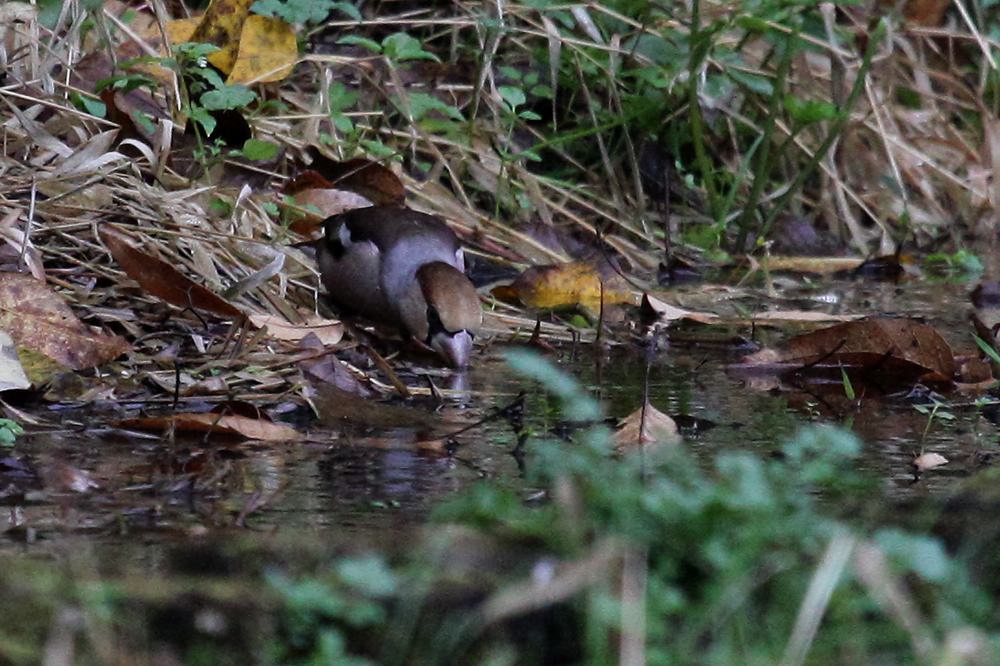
{"left": 284, "top": 188, "right": 373, "bottom": 235}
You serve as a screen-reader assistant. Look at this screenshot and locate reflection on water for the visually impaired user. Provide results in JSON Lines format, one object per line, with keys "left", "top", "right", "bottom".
{"left": 1, "top": 279, "right": 995, "bottom": 555}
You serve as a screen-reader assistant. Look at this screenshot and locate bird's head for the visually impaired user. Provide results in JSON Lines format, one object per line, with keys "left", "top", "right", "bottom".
{"left": 401, "top": 262, "right": 482, "bottom": 368}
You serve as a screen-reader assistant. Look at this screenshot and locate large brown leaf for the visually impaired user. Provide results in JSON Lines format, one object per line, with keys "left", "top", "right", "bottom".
{"left": 121, "top": 412, "right": 299, "bottom": 441}
{"left": 304, "top": 150, "right": 406, "bottom": 206}
{"left": 742, "top": 317, "right": 955, "bottom": 382}
{"left": 0, "top": 273, "right": 128, "bottom": 370}
{"left": 102, "top": 228, "right": 243, "bottom": 319}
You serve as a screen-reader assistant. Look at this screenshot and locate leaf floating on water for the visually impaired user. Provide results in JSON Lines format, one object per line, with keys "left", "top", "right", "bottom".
{"left": 614, "top": 401, "right": 681, "bottom": 452}
{"left": 121, "top": 412, "right": 300, "bottom": 441}
{"left": 740, "top": 317, "right": 955, "bottom": 383}
{"left": 102, "top": 228, "right": 243, "bottom": 319}
{"left": 0, "top": 273, "right": 129, "bottom": 370}
{"left": 913, "top": 452, "right": 948, "bottom": 471}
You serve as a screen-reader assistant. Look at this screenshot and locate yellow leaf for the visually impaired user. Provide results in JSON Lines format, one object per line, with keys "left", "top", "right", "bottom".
{"left": 190, "top": 0, "right": 254, "bottom": 74}
{"left": 227, "top": 15, "right": 298, "bottom": 84}
{"left": 499, "top": 261, "right": 633, "bottom": 310}
{"left": 165, "top": 16, "right": 199, "bottom": 45}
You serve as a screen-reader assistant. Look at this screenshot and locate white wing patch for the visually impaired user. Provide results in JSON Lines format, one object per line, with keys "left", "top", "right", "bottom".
{"left": 338, "top": 223, "right": 354, "bottom": 248}
{"left": 455, "top": 248, "right": 465, "bottom": 271}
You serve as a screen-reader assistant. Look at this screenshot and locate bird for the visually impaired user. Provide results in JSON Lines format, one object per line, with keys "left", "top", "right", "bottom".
{"left": 317, "top": 206, "right": 482, "bottom": 368}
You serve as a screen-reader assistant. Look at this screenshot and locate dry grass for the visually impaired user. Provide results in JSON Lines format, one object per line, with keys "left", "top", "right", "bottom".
{"left": 0, "top": 0, "right": 995, "bottom": 397}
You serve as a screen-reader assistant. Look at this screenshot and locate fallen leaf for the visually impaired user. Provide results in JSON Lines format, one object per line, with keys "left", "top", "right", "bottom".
{"left": 0, "top": 273, "right": 129, "bottom": 370}
{"left": 0, "top": 331, "right": 30, "bottom": 391}
{"left": 613, "top": 401, "right": 681, "bottom": 452}
{"left": 760, "top": 256, "right": 865, "bottom": 274}
{"left": 250, "top": 313, "right": 343, "bottom": 345}
{"left": 900, "top": 0, "right": 950, "bottom": 26}
{"left": 102, "top": 228, "right": 243, "bottom": 319}
{"left": 226, "top": 15, "right": 297, "bottom": 83}
{"left": 165, "top": 16, "right": 200, "bottom": 44}
{"left": 741, "top": 317, "right": 955, "bottom": 383}
{"left": 499, "top": 261, "right": 633, "bottom": 310}
{"left": 913, "top": 452, "right": 948, "bottom": 471}
{"left": 40, "top": 462, "right": 100, "bottom": 493}
{"left": 304, "top": 151, "right": 407, "bottom": 206}
{"left": 641, "top": 293, "right": 719, "bottom": 324}
{"left": 121, "top": 412, "right": 300, "bottom": 441}
{"left": 190, "top": 0, "right": 254, "bottom": 74}
{"left": 748, "top": 310, "right": 864, "bottom": 323}
{"left": 284, "top": 188, "right": 373, "bottom": 234}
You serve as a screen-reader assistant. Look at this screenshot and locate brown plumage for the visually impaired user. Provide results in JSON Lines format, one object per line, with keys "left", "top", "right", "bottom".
{"left": 317, "top": 206, "right": 483, "bottom": 367}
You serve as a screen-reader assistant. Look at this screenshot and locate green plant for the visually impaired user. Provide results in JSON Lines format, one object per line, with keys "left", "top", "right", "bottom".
{"left": 267, "top": 555, "right": 396, "bottom": 665}
{"left": 251, "top": 0, "right": 360, "bottom": 25}
{"left": 0, "top": 418, "right": 23, "bottom": 447}
{"left": 262, "top": 352, "right": 996, "bottom": 663}
{"left": 925, "top": 250, "right": 984, "bottom": 277}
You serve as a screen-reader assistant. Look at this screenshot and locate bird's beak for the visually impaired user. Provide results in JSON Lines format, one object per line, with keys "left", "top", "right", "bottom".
{"left": 431, "top": 330, "right": 473, "bottom": 368}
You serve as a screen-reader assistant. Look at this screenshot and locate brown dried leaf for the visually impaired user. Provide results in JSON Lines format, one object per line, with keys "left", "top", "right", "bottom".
{"left": 641, "top": 293, "right": 718, "bottom": 324}
{"left": 284, "top": 189, "right": 373, "bottom": 235}
{"left": 900, "top": 0, "right": 950, "bottom": 25}
{"left": 102, "top": 228, "right": 243, "bottom": 319}
{"left": 249, "top": 313, "right": 343, "bottom": 346}
{"left": 0, "top": 273, "right": 129, "bottom": 370}
{"left": 742, "top": 317, "right": 955, "bottom": 382}
{"left": 614, "top": 401, "right": 681, "bottom": 452}
{"left": 749, "top": 310, "right": 863, "bottom": 323}
{"left": 121, "top": 412, "right": 300, "bottom": 441}
{"left": 761, "top": 256, "right": 865, "bottom": 274}
{"left": 304, "top": 150, "right": 406, "bottom": 206}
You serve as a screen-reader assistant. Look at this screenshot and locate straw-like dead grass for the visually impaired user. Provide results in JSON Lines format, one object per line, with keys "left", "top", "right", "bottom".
{"left": 0, "top": 0, "right": 995, "bottom": 397}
